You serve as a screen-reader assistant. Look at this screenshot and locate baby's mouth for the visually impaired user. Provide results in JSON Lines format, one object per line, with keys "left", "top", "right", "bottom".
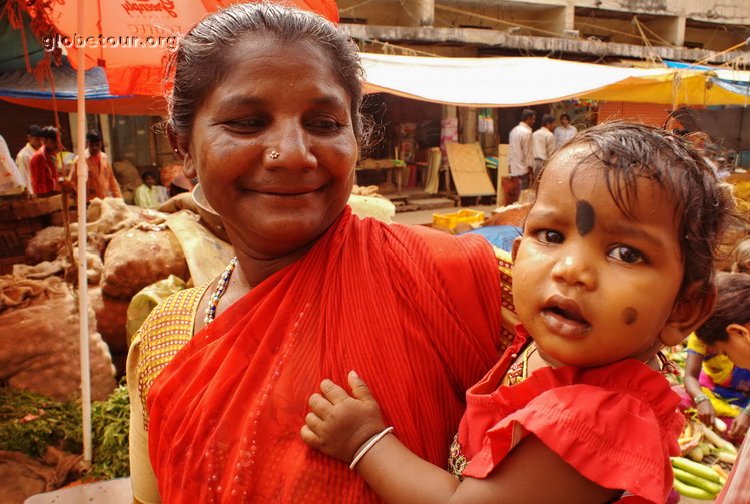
{"left": 540, "top": 296, "right": 591, "bottom": 335}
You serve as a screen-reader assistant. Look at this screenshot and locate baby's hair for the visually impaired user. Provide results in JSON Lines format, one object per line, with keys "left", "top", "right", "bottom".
{"left": 732, "top": 238, "right": 750, "bottom": 274}
{"left": 535, "top": 120, "right": 737, "bottom": 299}
{"left": 696, "top": 272, "right": 750, "bottom": 345}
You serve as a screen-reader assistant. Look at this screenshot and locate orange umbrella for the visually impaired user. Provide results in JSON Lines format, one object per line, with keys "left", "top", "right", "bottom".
{"left": 47, "top": 0, "right": 339, "bottom": 96}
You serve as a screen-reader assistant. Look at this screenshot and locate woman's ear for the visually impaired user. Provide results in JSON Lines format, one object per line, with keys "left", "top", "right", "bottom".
{"left": 167, "top": 125, "right": 196, "bottom": 179}
{"left": 659, "top": 283, "right": 717, "bottom": 347}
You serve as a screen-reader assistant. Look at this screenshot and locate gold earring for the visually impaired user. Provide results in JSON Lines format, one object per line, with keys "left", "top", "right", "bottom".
{"left": 269, "top": 149, "right": 280, "bottom": 160}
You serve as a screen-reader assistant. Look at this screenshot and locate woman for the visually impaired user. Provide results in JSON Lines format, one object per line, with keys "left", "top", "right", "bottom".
{"left": 127, "top": 4, "right": 514, "bottom": 503}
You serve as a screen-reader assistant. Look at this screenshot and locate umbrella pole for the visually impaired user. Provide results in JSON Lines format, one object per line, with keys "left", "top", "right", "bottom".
{"left": 76, "top": 0, "right": 92, "bottom": 464}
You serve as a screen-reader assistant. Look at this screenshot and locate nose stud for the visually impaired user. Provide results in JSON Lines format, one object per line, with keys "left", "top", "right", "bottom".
{"left": 269, "top": 149, "right": 280, "bottom": 160}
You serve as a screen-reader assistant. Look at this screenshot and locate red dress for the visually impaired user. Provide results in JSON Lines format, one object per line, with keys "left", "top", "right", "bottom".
{"left": 458, "top": 328, "right": 684, "bottom": 504}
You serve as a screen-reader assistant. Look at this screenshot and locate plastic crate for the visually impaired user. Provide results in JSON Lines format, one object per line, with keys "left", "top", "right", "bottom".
{"left": 432, "top": 209, "right": 485, "bottom": 230}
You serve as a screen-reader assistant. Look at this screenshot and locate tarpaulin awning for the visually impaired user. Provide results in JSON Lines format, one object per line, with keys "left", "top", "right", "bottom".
{"left": 360, "top": 53, "right": 750, "bottom": 107}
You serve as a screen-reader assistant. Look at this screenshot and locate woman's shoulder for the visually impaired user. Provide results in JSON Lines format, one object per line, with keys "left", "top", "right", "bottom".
{"left": 128, "top": 283, "right": 210, "bottom": 428}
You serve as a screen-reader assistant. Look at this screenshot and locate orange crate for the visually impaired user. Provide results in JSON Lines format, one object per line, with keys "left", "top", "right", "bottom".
{"left": 432, "top": 209, "right": 485, "bottom": 230}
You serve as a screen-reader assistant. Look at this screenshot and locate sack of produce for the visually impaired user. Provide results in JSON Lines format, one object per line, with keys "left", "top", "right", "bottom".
{"left": 0, "top": 276, "right": 116, "bottom": 401}
{"left": 71, "top": 197, "right": 139, "bottom": 241}
{"left": 25, "top": 226, "right": 66, "bottom": 265}
{"left": 101, "top": 227, "right": 189, "bottom": 299}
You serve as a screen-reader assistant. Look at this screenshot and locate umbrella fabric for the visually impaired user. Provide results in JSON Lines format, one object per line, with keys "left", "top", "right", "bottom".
{"left": 46, "top": 0, "right": 339, "bottom": 96}
{"left": 673, "top": 107, "right": 750, "bottom": 151}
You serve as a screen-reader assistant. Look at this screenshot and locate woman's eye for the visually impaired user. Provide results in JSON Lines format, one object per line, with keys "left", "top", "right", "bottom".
{"left": 536, "top": 230, "right": 564, "bottom": 244}
{"left": 308, "top": 119, "right": 341, "bottom": 131}
{"left": 609, "top": 246, "right": 645, "bottom": 264}
{"left": 227, "top": 118, "right": 265, "bottom": 130}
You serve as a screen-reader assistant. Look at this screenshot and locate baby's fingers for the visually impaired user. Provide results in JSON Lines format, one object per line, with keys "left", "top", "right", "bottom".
{"left": 320, "top": 378, "right": 352, "bottom": 404}
{"left": 308, "top": 392, "right": 332, "bottom": 417}
{"left": 348, "top": 370, "right": 374, "bottom": 402}
{"left": 300, "top": 424, "right": 320, "bottom": 449}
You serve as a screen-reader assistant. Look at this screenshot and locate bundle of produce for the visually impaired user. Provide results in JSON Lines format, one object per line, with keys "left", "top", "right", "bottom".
{"left": 24, "top": 226, "right": 65, "bottom": 265}
{"left": 101, "top": 227, "right": 189, "bottom": 299}
{"left": 0, "top": 384, "right": 131, "bottom": 501}
{"left": 0, "top": 275, "right": 116, "bottom": 402}
{"left": 673, "top": 417, "right": 738, "bottom": 500}
{"left": 351, "top": 184, "right": 385, "bottom": 198}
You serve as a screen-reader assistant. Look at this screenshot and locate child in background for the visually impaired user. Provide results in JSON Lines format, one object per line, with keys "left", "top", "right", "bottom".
{"left": 301, "top": 121, "right": 735, "bottom": 503}
{"left": 685, "top": 272, "right": 750, "bottom": 440}
{"left": 133, "top": 170, "right": 169, "bottom": 209}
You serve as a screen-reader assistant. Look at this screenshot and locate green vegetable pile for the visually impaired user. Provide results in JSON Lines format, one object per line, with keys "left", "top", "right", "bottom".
{"left": 0, "top": 382, "right": 130, "bottom": 480}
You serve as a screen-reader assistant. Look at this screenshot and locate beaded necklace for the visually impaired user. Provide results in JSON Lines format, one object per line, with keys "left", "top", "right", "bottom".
{"left": 204, "top": 256, "right": 238, "bottom": 324}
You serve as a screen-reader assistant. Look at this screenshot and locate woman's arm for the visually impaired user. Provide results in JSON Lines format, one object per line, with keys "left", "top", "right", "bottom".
{"left": 684, "top": 351, "right": 716, "bottom": 426}
{"left": 302, "top": 373, "right": 620, "bottom": 504}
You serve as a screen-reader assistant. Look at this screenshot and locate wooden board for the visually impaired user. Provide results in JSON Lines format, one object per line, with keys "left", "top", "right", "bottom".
{"left": 445, "top": 142, "right": 496, "bottom": 197}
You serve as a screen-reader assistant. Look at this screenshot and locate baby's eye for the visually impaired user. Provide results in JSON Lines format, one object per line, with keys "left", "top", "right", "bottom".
{"left": 609, "top": 246, "right": 645, "bottom": 264}
{"left": 536, "top": 230, "right": 564, "bottom": 244}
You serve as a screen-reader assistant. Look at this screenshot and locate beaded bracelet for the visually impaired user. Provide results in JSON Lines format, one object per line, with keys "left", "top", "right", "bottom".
{"left": 349, "top": 426, "right": 394, "bottom": 470}
{"left": 694, "top": 393, "right": 710, "bottom": 404}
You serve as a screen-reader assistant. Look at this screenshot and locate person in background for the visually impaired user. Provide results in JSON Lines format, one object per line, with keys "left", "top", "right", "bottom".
{"left": 133, "top": 170, "right": 169, "bottom": 208}
{"left": 72, "top": 130, "right": 122, "bottom": 201}
{"left": 531, "top": 113, "right": 555, "bottom": 184}
{"left": 0, "top": 134, "right": 26, "bottom": 195}
{"left": 29, "top": 126, "right": 63, "bottom": 195}
{"left": 554, "top": 113, "right": 577, "bottom": 148}
{"left": 684, "top": 272, "right": 750, "bottom": 440}
{"left": 15, "top": 124, "right": 43, "bottom": 193}
{"left": 506, "top": 108, "right": 536, "bottom": 204}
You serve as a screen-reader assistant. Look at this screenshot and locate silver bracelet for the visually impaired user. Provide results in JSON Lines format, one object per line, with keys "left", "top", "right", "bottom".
{"left": 349, "top": 426, "right": 394, "bottom": 470}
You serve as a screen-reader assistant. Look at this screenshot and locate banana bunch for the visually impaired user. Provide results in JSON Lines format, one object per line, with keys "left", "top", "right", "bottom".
{"left": 673, "top": 418, "right": 738, "bottom": 500}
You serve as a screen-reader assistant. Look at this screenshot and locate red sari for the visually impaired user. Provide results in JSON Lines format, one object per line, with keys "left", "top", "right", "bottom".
{"left": 147, "top": 208, "right": 506, "bottom": 503}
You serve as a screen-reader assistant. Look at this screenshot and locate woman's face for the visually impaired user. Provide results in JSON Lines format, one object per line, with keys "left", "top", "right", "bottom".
{"left": 186, "top": 34, "right": 358, "bottom": 258}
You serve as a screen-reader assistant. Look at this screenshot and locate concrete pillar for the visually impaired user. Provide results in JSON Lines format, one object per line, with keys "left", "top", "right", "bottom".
{"left": 459, "top": 107, "right": 478, "bottom": 144}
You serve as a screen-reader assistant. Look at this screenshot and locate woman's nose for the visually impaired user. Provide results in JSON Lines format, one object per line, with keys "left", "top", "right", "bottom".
{"left": 551, "top": 249, "right": 597, "bottom": 290}
{"left": 265, "top": 120, "right": 316, "bottom": 169}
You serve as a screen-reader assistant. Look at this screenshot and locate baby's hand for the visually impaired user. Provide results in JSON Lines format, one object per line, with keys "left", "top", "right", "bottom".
{"left": 301, "top": 370, "right": 386, "bottom": 464}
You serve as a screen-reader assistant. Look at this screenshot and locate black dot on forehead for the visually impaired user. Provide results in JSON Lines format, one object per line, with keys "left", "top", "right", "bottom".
{"left": 622, "top": 307, "right": 638, "bottom": 326}
{"left": 575, "top": 200, "right": 595, "bottom": 236}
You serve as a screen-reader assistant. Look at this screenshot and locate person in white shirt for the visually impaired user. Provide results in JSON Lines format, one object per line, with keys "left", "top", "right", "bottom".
{"left": 0, "top": 134, "right": 26, "bottom": 196}
{"left": 532, "top": 114, "right": 556, "bottom": 184}
{"left": 15, "top": 124, "right": 43, "bottom": 194}
{"left": 554, "top": 113, "right": 577, "bottom": 148}
{"left": 506, "top": 108, "right": 536, "bottom": 204}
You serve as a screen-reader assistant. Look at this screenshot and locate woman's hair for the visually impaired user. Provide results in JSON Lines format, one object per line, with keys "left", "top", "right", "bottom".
{"left": 733, "top": 239, "right": 750, "bottom": 274}
{"left": 696, "top": 272, "right": 750, "bottom": 344}
{"left": 166, "top": 3, "right": 365, "bottom": 143}
{"left": 535, "top": 121, "right": 737, "bottom": 299}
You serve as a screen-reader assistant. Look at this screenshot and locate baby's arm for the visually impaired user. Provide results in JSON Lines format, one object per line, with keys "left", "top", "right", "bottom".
{"left": 301, "top": 372, "right": 620, "bottom": 504}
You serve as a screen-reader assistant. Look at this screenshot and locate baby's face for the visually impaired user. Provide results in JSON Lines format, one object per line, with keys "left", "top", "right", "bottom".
{"left": 512, "top": 145, "right": 685, "bottom": 367}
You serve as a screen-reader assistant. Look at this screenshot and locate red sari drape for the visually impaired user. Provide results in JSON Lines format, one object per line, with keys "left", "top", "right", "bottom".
{"left": 148, "top": 208, "right": 505, "bottom": 503}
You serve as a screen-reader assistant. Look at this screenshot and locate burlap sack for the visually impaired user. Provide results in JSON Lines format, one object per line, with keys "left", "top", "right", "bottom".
{"left": 90, "top": 288, "right": 129, "bottom": 354}
{"left": 24, "top": 227, "right": 66, "bottom": 265}
{"left": 0, "top": 448, "right": 82, "bottom": 504}
{"left": 0, "top": 276, "right": 116, "bottom": 402}
{"left": 101, "top": 227, "right": 189, "bottom": 299}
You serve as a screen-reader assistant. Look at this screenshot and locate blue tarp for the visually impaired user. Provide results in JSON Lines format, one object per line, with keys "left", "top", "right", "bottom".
{"left": 664, "top": 60, "right": 750, "bottom": 97}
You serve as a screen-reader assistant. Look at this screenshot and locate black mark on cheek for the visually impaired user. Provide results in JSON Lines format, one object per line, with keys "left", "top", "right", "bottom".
{"left": 622, "top": 307, "right": 638, "bottom": 326}
{"left": 576, "top": 200, "right": 595, "bottom": 236}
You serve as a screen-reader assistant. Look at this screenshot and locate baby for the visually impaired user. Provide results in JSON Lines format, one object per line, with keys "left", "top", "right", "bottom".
{"left": 301, "top": 121, "right": 736, "bottom": 503}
